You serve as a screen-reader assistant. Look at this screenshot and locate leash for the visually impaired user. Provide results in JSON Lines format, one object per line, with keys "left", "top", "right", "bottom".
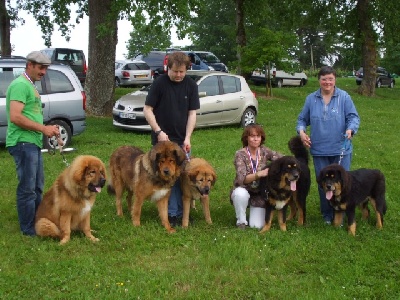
{"left": 338, "top": 135, "right": 350, "bottom": 165}
{"left": 42, "top": 128, "right": 73, "bottom": 167}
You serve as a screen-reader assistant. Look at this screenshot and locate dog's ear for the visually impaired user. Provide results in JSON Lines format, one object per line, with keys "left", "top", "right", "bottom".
{"left": 188, "top": 171, "right": 198, "bottom": 183}
{"left": 210, "top": 169, "right": 217, "bottom": 186}
{"left": 173, "top": 145, "right": 186, "bottom": 166}
{"left": 153, "top": 152, "right": 161, "bottom": 173}
{"left": 339, "top": 166, "right": 351, "bottom": 193}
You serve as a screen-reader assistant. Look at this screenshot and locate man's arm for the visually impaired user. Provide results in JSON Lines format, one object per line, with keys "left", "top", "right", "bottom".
{"left": 183, "top": 110, "right": 197, "bottom": 152}
{"left": 9, "top": 101, "right": 59, "bottom": 137}
{"left": 143, "top": 104, "right": 168, "bottom": 141}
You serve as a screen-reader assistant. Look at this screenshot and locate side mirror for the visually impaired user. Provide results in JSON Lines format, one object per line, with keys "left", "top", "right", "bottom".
{"left": 199, "top": 91, "right": 207, "bottom": 98}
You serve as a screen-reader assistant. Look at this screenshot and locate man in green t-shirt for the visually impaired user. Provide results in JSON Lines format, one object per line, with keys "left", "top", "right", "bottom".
{"left": 6, "top": 51, "right": 60, "bottom": 236}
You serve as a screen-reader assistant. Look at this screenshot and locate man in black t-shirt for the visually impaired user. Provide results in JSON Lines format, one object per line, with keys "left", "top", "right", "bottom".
{"left": 144, "top": 51, "right": 200, "bottom": 227}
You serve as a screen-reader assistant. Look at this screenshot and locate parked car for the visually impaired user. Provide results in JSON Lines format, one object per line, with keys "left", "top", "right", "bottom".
{"left": 194, "top": 51, "right": 229, "bottom": 72}
{"left": 115, "top": 59, "right": 153, "bottom": 87}
{"left": 112, "top": 70, "right": 258, "bottom": 131}
{"left": 0, "top": 55, "right": 86, "bottom": 149}
{"left": 355, "top": 67, "right": 395, "bottom": 88}
{"left": 41, "top": 48, "right": 87, "bottom": 86}
{"left": 134, "top": 51, "right": 166, "bottom": 79}
{"left": 163, "top": 50, "right": 214, "bottom": 72}
{"left": 250, "top": 67, "right": 308, "bottom": 87}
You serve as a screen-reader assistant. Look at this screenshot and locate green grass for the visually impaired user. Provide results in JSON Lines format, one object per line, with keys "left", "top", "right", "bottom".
{"left": 1, "top": 78, "right": 400, "bottom": 299}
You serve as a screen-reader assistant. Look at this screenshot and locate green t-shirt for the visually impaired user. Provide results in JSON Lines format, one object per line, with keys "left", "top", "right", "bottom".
{"left": 6, "top": 75, "right": 44, "bottom": 148}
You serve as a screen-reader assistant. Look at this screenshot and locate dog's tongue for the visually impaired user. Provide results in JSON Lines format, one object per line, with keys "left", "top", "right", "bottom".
{"left": 326, "top": 191, "right": 333, "bottom": 200}
{"left": 290, "top": 181, "right": 296, "bottom": 191}
{"left": 96, "top": 187, "right": 102, "bottom": 193}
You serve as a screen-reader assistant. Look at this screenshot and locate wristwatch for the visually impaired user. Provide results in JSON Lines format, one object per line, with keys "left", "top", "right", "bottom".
{"left": 155, "top": 130, "right": 162, "bottom": 136}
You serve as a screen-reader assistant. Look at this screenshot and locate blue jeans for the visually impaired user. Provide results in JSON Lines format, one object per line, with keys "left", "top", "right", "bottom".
{"left": 8, "top": 143, "right": 44, "bottom": 236}
{"left": 313, "top": 154, "right": 352, "bottom": 222}
{"left": 168, "top": 178, "right": 183, "bottom": 218}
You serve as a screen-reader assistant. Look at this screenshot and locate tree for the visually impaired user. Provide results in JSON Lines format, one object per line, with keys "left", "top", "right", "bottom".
{"left": 0, "top": 0, "right": 22, "bottom": 55}
{"left": 126, "top": 15, "right": 172, "bottom": 59}
{"left": 17, "top": 0, "right": 201, "bottom": 116}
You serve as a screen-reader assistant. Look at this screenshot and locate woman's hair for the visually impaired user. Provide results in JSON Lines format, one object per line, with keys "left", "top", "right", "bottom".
{"left": 167, "top": 51, "right": 191, "bottom": 70}
{"left": 318, "top": 66, "right": 336, "bottom": 79}
{"left": 241, "top": 124, "right": 266, "bottom": 147}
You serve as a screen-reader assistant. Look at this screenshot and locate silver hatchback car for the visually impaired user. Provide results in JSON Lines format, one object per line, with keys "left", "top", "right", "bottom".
{"left": 0, "top": 55, "right": 86, "bottom": 148}
{"left": 112, "top": 70, "right": 258, "bottom": 131}
{"left": 114, "top": 59, "right": 153, "bottom": 87}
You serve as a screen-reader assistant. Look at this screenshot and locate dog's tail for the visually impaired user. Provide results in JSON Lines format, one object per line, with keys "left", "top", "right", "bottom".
{"left": 288, "top": 136, "right": 309, "bottom": 165}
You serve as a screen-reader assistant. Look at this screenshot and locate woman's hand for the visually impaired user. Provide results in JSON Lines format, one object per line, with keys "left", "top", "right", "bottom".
{"left": 299, "top": 131, "right": 311, "bottom": 148}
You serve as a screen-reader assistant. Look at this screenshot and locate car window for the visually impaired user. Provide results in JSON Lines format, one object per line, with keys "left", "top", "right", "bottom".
{"left": 0, "top": 67, "right": 25, "bottom": 97}
{"left": 55, "top": 49, "right": 83, "bottom": 63}
{"left": 221, "top": 75, "right": 240, "bottom": 94}
{"left": 198, "top": 76, "right": 220, "bottom": 96}
{"left": 45, "top": 69, "right": 74, "bottom": 94}
{"left": 124, "top": 63, "right": 150, "bottom": 70}
{"left": 197, "top": 53, "right": 220, "bottom": 63}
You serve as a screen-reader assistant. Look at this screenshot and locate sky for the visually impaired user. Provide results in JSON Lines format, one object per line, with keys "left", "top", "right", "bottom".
{"left": 11, "top": 10, "right": 191, "bottom": 61}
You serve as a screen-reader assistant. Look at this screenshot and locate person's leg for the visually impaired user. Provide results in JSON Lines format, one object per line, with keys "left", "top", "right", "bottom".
{"left": 313, "top": 156, "right": 335, "bottom": 224}
{"left": 8, "top": 143, "right": 42, "bottom": 236}
{"left": 231, "top": 187, "right": 250, "bottom": 226}
{"left": 168, "top": 178, "right": 183, "bottom": 227}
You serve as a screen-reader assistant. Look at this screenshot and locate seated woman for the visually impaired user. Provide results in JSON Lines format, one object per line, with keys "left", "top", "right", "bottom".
{"left": 231, "top": 124, "right": 283, "bottom": 229}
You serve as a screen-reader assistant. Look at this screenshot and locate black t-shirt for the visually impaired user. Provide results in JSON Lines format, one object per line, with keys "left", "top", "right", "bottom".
{"left": 145, "top": 74, "right": 200, "bottom": 145}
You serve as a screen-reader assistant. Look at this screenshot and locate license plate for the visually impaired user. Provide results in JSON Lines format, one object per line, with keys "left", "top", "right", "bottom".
{"left": 135, "top": 75, "right": 147, "bottom": 78}
{"left": 120, "top": 112, "right": 136, "bottom": 119}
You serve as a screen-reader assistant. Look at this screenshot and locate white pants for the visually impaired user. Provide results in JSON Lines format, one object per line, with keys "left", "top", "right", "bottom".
{"left": 231, "top": 187, "right": 266, "bottom": 228}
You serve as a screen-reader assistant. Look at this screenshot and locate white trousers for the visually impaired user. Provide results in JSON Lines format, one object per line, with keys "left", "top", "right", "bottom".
{"left": 231, "top": 187, "right": 265, "bottom": 228}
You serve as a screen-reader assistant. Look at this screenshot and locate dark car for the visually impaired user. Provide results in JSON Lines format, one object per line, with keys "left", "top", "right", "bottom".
{"left": 194, "top": 51, "right": 229, "bottom": 72}
{"left": 41, "top": 48, "right": 87, "bottom": 86}
{"left": 135, "top": 51, "right": 166, "bottom": 79}
{"left": 355, "top": 67, "right": 395, "bottom": 88}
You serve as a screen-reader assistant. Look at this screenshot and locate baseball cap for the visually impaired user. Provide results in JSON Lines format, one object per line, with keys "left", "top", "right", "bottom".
{"left": 26, "top": 51, "right": 51, "bottom": 65}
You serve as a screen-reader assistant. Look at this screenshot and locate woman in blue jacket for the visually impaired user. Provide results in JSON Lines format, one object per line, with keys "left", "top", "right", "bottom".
{"left": 296, "top": 66, "right": 360, "bottom": 224}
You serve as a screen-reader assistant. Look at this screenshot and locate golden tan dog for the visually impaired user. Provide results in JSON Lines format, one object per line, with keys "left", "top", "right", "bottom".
{"left": 35, "top": 155, "right": 106, "bottom": 245}
{"left": 107, "top": 141, "right": 186, "bottom": 233}
{"left": 180, "top": 157, "right": 217, "bottom": 227}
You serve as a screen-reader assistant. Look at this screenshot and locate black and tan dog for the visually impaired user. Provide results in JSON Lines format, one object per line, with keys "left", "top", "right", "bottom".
{"left": 180, "top": 157, "right": 217, "bottom": 227}
{"left": 107, "top": 141, "right": 186, "bottom": 233}
{"left": 259, "top": 136, "right": 310, "bottom": 232}
{"left": 317, "top": 163, "right": 386, "bottom": 236}
{"left": 286, "top": 136, "right": 311, "bottom": 225}
{"left": 35, "top": 155, "right": 106, "bottom": 245}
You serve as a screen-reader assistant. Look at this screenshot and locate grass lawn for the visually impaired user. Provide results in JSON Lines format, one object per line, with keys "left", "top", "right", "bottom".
{"left": 1, "top": 78, "right": 399, "bottom": 299}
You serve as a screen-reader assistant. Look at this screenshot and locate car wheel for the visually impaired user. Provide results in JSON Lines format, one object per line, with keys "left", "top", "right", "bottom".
{"left": 299, "top": 79, "right": 304, "bottom": 87}
{"left": 389, "top": 81, "right": 394, "bottom": 88}
{"left": 43, "top": 120, "right": 72, "bottom": 150}
{"left": 277, "top": 79, "right": 283, "bottom": 88}
{"left": 240, "top": 108, "right": 256, "bottom": 127}
{"left": 376, "top": 80, "right": 382, "bottom": 88}
{"left": 115, "top": 77, "right": 121, "bottom": 88}
{"left": 356, "top": 81, "right": 361, "bottom": 85}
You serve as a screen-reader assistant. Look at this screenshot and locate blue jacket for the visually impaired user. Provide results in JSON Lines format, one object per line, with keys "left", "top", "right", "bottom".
{"left": 296, "top": 87, "right": 360, "bottom": 156}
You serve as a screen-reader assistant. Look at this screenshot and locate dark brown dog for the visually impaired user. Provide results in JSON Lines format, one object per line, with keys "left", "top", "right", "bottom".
{"left": 35, "top": 155, "right": 106, "bottom": 245}
{"left": 317, "top": 163, "right": 386, "bottom": 236}
{"left": 107, "top": 141, "right": 186, "bottom": 233}
{"left": 180, "top": 157, "right": 217, "bottom": 227}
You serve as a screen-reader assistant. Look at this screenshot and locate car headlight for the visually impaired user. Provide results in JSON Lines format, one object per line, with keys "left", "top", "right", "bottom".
{"left": 208, "top": 66, "right": 215, "bottom": 71}
{"left": 114, "top": 100, "right": 120, "bottom": 109}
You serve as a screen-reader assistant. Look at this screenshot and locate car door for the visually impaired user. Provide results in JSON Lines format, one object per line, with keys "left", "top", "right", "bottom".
{"left": 196, "top": 75, "right": 223, "bottom": 126}
{"left": 219, "top": 75, "right": 243, "bottom": 123}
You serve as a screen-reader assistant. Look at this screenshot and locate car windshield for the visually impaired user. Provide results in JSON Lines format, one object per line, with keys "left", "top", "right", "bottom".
{"left": 124, "top": 63, "right": 149, "bottom": 70}
{"left": 197, "top": 53, "right": 220, "bottom": 63}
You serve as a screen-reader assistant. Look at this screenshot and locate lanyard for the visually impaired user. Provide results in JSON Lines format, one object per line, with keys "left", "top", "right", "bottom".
{"left": 23, "top": 72, "right": 39, "bottom": 92}
{"left": 246, "top": 147, "right": 259, "bottom": 174}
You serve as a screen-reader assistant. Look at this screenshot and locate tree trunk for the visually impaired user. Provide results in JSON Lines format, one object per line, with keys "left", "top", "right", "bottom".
{"left": 86, "top": 0, "right": 118, "bottom": 116}
{"left": 0, "top": 0, "right": 11, "bottom": 55}
{"left": 235, "top": 0, "right": 246, "bottom": 75}
{"left": 356, "top": 0, "right": 377, "bottom": 96}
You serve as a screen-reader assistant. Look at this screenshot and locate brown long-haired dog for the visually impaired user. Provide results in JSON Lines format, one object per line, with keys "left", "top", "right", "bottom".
{"left": 107, "top": 141, "right": 186, "bottom": 233}
{"left": 180, "top": 157, "right": 217, "bottom": 227}
{"left": 35, "top": 155, "right": 106, "bottom": 245}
